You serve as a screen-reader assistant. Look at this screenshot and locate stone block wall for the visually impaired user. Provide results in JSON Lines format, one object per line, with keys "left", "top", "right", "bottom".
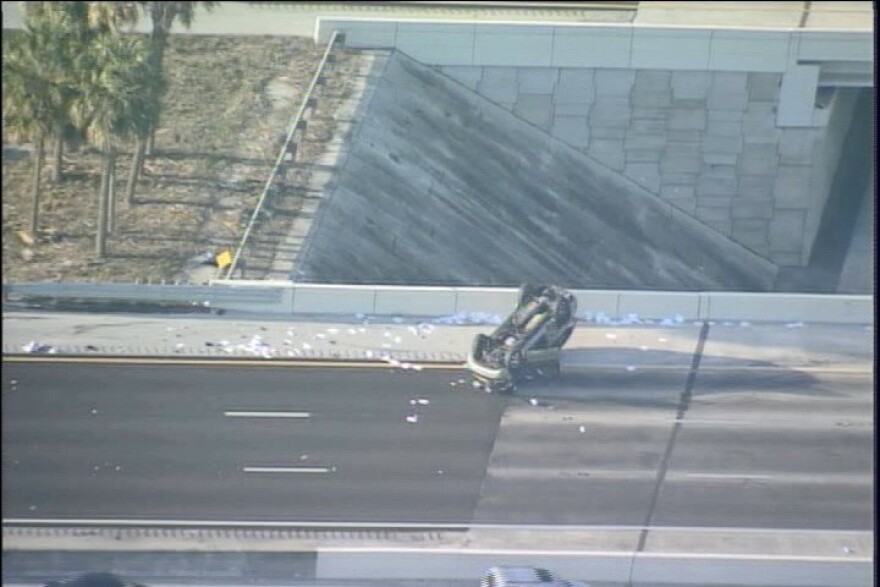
{"left": 439, "top": 65, "right": 857, "bottom": 266}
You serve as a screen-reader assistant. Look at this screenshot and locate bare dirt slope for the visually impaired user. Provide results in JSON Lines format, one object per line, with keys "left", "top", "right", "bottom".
{"left": 1, "top": 34, "right": 360, "bottom": 283}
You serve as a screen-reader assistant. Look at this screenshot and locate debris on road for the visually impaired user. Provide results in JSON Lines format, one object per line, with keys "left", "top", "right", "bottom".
{"left": 579, "top": 425, "right": 586, "bottom": 433}
{"left": 22, "top": 341, "right": 55, "bottom": 353}
{"left": 406, "top": 414, "right": 419, "bottom": 423}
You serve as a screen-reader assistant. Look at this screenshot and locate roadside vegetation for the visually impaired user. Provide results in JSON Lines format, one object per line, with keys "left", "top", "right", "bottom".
{"left": 2, "top": 1, "right": 329, "bottom": 282}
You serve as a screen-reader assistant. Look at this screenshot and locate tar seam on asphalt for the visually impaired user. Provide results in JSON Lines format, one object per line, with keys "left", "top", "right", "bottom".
{"left": 628, "top": 321, "right": 711, "bottom": 583}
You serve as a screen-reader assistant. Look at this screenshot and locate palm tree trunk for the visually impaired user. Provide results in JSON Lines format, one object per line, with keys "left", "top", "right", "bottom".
{"left": 126, "top": 135, "right": 146, "bottom": 205}
{"left": 30, "top": 136, "right": 45, "bottom": 236}
{"left": 96, "top": 149, "right": 111, "bottom": 258}
{"left": 52, "top": 124, "right": 63, "bottom": 183}
{"left": 145, "top": 125, "right": 156, "bottom": 155}
{"left": 145, "top": 24, "right": 168, "bottom": 156}
{"left": 107, "top": 156, "right": 116, "bottom": 234}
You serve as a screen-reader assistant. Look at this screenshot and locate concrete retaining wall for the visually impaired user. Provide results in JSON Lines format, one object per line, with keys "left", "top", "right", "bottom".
{"left": 315, "top": 18, "right": 872, "bottom": 267}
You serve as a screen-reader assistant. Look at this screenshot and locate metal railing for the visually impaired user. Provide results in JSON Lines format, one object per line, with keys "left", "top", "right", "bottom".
{"left": 224, "top": 29, "right": 344, "bottom": 280}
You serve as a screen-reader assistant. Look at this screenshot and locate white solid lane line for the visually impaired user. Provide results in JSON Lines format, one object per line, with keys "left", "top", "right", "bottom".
{"left": 224, "top": 411, "right": 310, "bottom": 418}
{"left": 242, "top": 466, "right": 331, "bottom": 473}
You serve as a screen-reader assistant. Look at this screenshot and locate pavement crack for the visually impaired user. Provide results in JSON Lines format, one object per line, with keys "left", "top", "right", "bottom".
{"left": 628, "top": 320, "right": 710, "bottom": 584}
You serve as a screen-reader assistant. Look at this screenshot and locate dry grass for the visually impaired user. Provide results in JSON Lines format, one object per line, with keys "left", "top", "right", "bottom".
{"left": 2, "top": 33, "right": 360, "bottom": 283}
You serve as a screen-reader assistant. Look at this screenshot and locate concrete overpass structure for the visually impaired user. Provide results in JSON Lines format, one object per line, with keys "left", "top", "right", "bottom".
{"left": 313, "top": 2, "right": 873, "bottom": 274}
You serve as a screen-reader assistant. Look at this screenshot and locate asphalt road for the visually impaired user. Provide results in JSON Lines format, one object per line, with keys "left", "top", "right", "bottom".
{"left": 2, "top": 348, "right": 873, "bottom": 530}
{"left": 2, "top": 364, "right": 504, "bottom": 523}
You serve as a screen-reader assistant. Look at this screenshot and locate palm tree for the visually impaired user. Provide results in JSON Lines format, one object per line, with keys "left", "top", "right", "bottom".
{"left": 3, "top": 25, "right": 59, "bottom": 236}
{"left": 139, "top": 1, "right": 217, "bottom": 154}
{"left": 70, "top": 32, "right": 155, "bottom": 258}
{"left": 20, "top": 1, "right": 123, "bottom": 184}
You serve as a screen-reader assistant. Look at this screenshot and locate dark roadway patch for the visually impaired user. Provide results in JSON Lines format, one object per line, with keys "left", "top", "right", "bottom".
{"left": 2, "top": 364, "right": 505, "bottom": 523}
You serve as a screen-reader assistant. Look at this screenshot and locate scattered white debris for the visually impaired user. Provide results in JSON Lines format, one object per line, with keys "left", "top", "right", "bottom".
{"left": 578, "top": 425, "right": 587, "bottom": 434}
{"left": 450, "top": 382, "right": 457, "bottom": 387}
{"left": 437, "top": 469, "right": 444, "bottom": 475}
{"left": 414, "top": 398, "right": 430, "bottom": 406}
{"left": 381, "top": 343, "right": 392, "bottom": 349}
{"left": 300, "top": 454, "right": 309, "bottom": 461}
{"left": 392, "top": 317, "right": 404, "bottom": 324}
{"left": 11, "top": 379, "right": 17, "bottom": 385}
{"left": 383, "top": 331, "right": 391, "bottom": 338}
{"left": 90, "top": 408, "right": 98, "bottom": 415}
{"left": 302, "top": 343, "right": 312, "bottom": 350}
{"left": 286, "top": 328, "right": 295, "bottom": 337}
{"left": 659, "top": 318, "right": 675, "bottom": 326}
{"left": 355, "top": 313, "right": 366, "bottom": 319}
{"left": 283, "top": 339, "right": 292, "bottom": 346}
{"left": 406, "top": 414, "right": 419, "bottom": 423}
{"left": 658, "top": 337, "right": 668, "bottom": 343}
{"left": 529, "top": 398, "right": 540, "bottom": 406}
{"left": 166, "top": 327, "right": 175, "bottom": 332}
{"left": 619, "top": 313, "right": 642, "bottom": 325}
{"left": 93, "top": 465, "right": 100, "bottom": 471}
{"left": 400, "top": 362, "right": 412, "bottom": 370}
{"left": 115, "top": 466, "right": 122, "bottom": 471}
{"left": 29, "top": 505, "right": 36, "bottom": 511}
{"left": 315, "top": 333, "right": 326, "bottom": 339}
{"left": 358, "top": 327, "right": 366, "bottom": 333}
{"left": 326, "top": 328, "right": 339, "bottom": 334}
{"left": 22, "top": 341, "right": 54, "bottom": 353}
{"left": 674, "top": 314, "right": 684, "bottom": 323}
{"left": 458, "top": 379, "right": 466, "bottom": 384}
{"left": 471, "top": 380, "right": 481, "bottom": 389}
{"left": 626, "top": 366, "right": 637, "bottom": 372}
{"left": 412, "top": 365, "right": 424, "bottom": 372}
{"left": 407, "top": 326, "right": 418, "bottom": 336}
{"left": 785, "top": 322, "right": 805, "bottom": 328}
{"left": 393, "top": 336, "right": 402, "bottom": 344}
{"left": 605, "top": 333, "right": 617, "bottom": 340}
{"left": 433, "top": 312, "right": 504, "bottom": 325}
{"left": 365, "top": 350, "right": 374, "bottom": 358}
{"left": 347, "top": 328, "right": 358, "bottom": 335}
{"left": 739, "top": 321, "right": 751, "bottom": 327}
{"left": 639, "top": 345, "right": 650, "bottom": 351}
{"left": 175, "top": 343, "right": 185, "bottom": 350}
{"left": 842, "top": 546, "right": 852, "bottom": 554}
{"left": 388, "top": 359, "right": 401, "bottom": 368}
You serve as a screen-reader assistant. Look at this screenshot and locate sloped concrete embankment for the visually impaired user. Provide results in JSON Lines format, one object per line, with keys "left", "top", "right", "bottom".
{"left": 295, "top": 51, "right": 777, "bottom": 291}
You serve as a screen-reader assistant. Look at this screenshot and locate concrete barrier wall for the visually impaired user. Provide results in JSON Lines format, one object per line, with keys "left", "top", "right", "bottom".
{"left": 317, "top": 550, "right": 632, "bottom": 582}
{"left": 453, "top": 287, "right": 518, "bottom": 314}
{"left": 702, "top": 292, "right": 873, "bottom": 323}
{"left": 317, "top": 549, "right": 872, "bottom": 586}
{"left": 289, "top": 284, "right": 376, "bottom": 315}
{"left": 630, "top": 555, "right": 873, "bottom": 587}
{"left": 5, "top": 282, "right": 874, "bottom": 324}
{"left": 373, "top": 286, "right": 458, "bottom": 315}
{"left": 315, "top": 18, "right": 873, "bottom": 72}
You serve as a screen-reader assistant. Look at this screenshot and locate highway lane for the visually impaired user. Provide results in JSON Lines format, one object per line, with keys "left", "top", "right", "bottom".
{"left": 469, "top": 325, "right": 873, "bottom": 530}
{"left": 2, "top": 364, "right": 505, "bottom": 522}
{"left": 2, "top": 339, "right": 873, "bottom": 530}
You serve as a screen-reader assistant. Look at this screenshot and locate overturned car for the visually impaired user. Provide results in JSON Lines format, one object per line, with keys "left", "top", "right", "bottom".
{"left": 467, "top": 284, "right": 577, "bottom": 393}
